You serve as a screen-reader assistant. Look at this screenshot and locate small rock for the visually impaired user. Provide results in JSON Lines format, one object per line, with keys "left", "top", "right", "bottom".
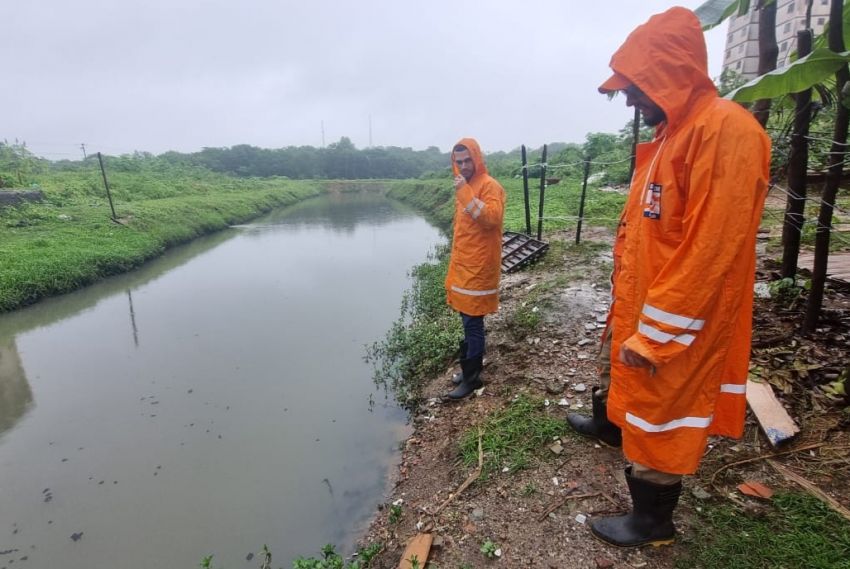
{"left": 549, "top": 442, "right": 563, "bottom": 455}
{"left": 577, "top": 338, "right": 593, "bottom": 347}
{"left": 546, "top": 382, "right": 563, "bottom": 395}
{"left": 575, "top": 513, "right": 587, "bottom": 524}
{"left": 432, "top": 535, "right": 444, "bottom": 548}
{"left": 573, "top": 383, "right": 587, "bottom": 393}
{"left": 691, "top": 485, "right": 712, "bottom": 500}
{"left": 70, "top": 532, "right": 83, "bottom": 542}
{"left": 552, "top": 477, "right": 559, "bottom": 486}
{"left": 246, "top": 553, "right": 254, "bottom": 561}
{"left": 470, "top": 507, "right": 485, "bottom": 521}
{"left": 557, "top": 398, "right": 569, "bottom": 406}
{"left": 494, "top": 548, "right": 502, "bottom": 557}
{"left": 595, "top": 557, "right": 615, "bottom": 569}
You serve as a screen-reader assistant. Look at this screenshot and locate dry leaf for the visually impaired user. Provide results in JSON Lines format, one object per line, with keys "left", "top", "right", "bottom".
{"left": 737, "top": 481, "right": 774, "bottom": 500}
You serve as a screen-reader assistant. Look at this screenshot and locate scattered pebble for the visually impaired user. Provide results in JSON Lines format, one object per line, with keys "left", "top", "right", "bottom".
{"left": 575, "top": 513, "right": 587, "bottom": 524}
{"left": 573, "top": 383, "right": 587, "bottom": 393}
{"left": 70, "top": 532, "right": 83, "bottom": 542}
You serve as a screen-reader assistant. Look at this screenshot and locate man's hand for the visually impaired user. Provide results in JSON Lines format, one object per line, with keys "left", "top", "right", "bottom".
{"left": 619, "top": 345, "right": 653, "bottom": 369}
{"left": 454, "top": 175, "right": 466, "bottom": 191}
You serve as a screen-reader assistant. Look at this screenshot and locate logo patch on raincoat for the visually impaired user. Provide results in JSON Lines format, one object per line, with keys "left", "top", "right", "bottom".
{"left": 643, "top": 183, "right": 662, "bottom": 219}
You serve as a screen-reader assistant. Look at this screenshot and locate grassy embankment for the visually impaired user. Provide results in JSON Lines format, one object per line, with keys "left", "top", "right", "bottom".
{"left": 0, "top": 165, "right": 328, "bottom": 313}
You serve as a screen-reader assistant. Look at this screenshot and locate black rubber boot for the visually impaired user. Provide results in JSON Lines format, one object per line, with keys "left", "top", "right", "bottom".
{"left": 566, "top": 388, "right": 622, "bottom": 447}
{"left": 447, "top": 355, "right": 483, "bottom": 399}
{"left": 451, "top": 340, "right": 468, "bottom": 385}
{"left": 590, "top": 468, "right": 681, "bottom": 548}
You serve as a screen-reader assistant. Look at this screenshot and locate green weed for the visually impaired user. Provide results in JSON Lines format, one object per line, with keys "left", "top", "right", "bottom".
{"left": 480, "top": 539, "right": 499, "bottom": 559}
{"left": 292, "top": 542, "right": 381, "bottom": 569}
{"left": 388, "top": 503, "right": 403, "bottom": 524}
{"left": 676, "top": 492, "right": 850, "bottom": 569}
{"left": 458, "top": 395, "right": 564, "bottom": 479}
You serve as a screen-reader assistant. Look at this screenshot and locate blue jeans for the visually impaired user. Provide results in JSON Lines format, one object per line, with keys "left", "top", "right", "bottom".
{"left": 460, "top": 313, "right": 485, "bottom": 359}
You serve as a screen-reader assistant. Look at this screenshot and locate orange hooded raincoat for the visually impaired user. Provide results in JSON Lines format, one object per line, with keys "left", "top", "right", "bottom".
{"left": 445, "top": 138, "right": 506, "bottom": 316}
{"left": 602, "top": 8, "right": 771, "bottom": 474}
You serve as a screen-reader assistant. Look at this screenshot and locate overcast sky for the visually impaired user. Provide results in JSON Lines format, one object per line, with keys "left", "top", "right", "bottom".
{"left": 4, "top": 1, "right": 726, "bottom": 160}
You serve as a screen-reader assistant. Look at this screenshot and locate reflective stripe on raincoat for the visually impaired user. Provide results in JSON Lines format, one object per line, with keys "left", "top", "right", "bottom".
{"left": 604, "top": 8, "right": 771, "bottom": 474}
{"left": 445, "top": 138, "right": 506, "bottom": 316}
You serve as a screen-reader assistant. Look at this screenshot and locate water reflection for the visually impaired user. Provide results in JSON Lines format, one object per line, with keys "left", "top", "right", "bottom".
{"left": 0, "top": 337, "right": 33, "bottom": 439}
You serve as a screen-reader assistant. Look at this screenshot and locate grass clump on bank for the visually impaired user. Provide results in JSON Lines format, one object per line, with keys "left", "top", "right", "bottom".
{"left": 292, "top": 543, "right": 382, "bottom": 569}
{"left": 676, "top": 492, "right": 850, "bottom": 569}
{"left": 458, "top": 395, "right": 564, "bottom": 479}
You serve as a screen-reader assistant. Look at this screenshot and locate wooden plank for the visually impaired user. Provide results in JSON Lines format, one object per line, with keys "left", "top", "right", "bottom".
{"left": 397, "top": 533, "right": 433, "bottom": 569}
{"left": 746, "top": 379, "right": 800, "bottom": 447}
{"left": 768, "top": 460, "right": 850, "bottom": 522}
{"left": 797, "top": 251, "right": 850, "bottom": 282}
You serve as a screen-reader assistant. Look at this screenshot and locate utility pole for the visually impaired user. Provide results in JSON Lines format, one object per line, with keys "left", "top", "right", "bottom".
{"left": 80, "top": 143, "right": 87, "bottom": 159}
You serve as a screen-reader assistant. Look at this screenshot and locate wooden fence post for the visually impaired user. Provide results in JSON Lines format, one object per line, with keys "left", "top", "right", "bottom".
{"left": 521, "top": 145, "right": 531, "bottom": 235}
{"left": 536, "top": 144, "right": 547, "bottom": 241}
{"left": 97, "top": 152, "right": 118, "bottom": 221}
{"left": 576, "top": 159, "right": 591, "bottom": 244}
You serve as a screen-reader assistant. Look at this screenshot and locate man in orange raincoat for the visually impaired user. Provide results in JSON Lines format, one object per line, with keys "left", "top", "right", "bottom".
{"left": 566, "top": 7, "right": 770, "bottom": 547}
{"left": 445, "top": 138, "right": 506, "bottom": 399}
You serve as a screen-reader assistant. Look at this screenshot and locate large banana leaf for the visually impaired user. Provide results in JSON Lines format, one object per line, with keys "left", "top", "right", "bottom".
{"left": 695, "top": 0, "right": 754, "bottom": 31}
{"left": 726, "top": 47, "right": 850, "bottom": 102}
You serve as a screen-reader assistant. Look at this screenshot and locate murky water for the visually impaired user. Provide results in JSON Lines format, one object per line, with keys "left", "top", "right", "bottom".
{"left": 0, "top": 192, "right": 444, "bottom": 568}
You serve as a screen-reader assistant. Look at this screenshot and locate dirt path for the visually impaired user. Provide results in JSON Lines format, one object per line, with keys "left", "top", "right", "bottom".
{"left": 358, "top": 227, "right": 849, "bottom": 569}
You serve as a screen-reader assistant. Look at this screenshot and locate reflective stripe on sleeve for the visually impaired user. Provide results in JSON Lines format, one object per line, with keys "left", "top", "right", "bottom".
{"left": 638, "top": 322, "right": 695, "bottom": 346}
{"left": 626, "top": 412, "right": 712, "bottom": 432}
{"left": 720, "top": 383, "right": 746, "bottom": 394}
{"left": 642, "top": 303, "right": 705, "bottom": 331}
{"left": 451, "top": 285, "right": 498, "bottom": 296}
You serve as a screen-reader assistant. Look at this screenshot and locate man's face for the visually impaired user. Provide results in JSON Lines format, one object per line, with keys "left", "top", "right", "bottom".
{"left": 454, "top": 150, "right": 476, "bottom": 181}
{"left": 624, "top": 84, "right": 666, "bottom": 127}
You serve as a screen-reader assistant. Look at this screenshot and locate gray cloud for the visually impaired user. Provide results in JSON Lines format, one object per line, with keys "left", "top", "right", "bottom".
{"left": 3, "top": 1, "right": 726, "bottom": 159}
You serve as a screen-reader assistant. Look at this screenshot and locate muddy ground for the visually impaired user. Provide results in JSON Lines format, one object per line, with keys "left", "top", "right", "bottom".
{"left": 357, "top": 226, "right": 850, "bottom": 569}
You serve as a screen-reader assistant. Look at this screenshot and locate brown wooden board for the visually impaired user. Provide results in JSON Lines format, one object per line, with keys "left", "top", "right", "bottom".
{"left": 397, "top": 533, "right": 432, "bottom": 569}
{"left": 746, "top": 379, "right": 800, "bottom": 447}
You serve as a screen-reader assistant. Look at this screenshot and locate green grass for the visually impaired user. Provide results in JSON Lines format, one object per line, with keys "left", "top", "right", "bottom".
{"left": 458, "top": 395, "right": 564, "bottom": 479}
{"left": 387, "top": 175, "right": 626, "bottom": 236}
{"left": 500, "top": 177, "right": 626, "bottom": 234}
{"left": 676, "top": 492, "right": 850, "bottom": 569}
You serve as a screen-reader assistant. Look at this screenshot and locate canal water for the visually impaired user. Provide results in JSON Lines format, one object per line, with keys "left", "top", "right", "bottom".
{"left": 0, "top": 192, "right": 444, "bottom": 568}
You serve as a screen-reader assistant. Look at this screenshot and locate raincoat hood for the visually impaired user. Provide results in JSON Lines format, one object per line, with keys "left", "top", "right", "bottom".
{"left": 452, "top": 137, "right": 489, "bottom": 179}
{"left": 600, "top": 7, "right": 717, "bottom": 129}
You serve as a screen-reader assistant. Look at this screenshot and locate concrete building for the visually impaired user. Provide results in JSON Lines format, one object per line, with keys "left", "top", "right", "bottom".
{"left": 723, "top": 0, "right": 831, "bottom": 79}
